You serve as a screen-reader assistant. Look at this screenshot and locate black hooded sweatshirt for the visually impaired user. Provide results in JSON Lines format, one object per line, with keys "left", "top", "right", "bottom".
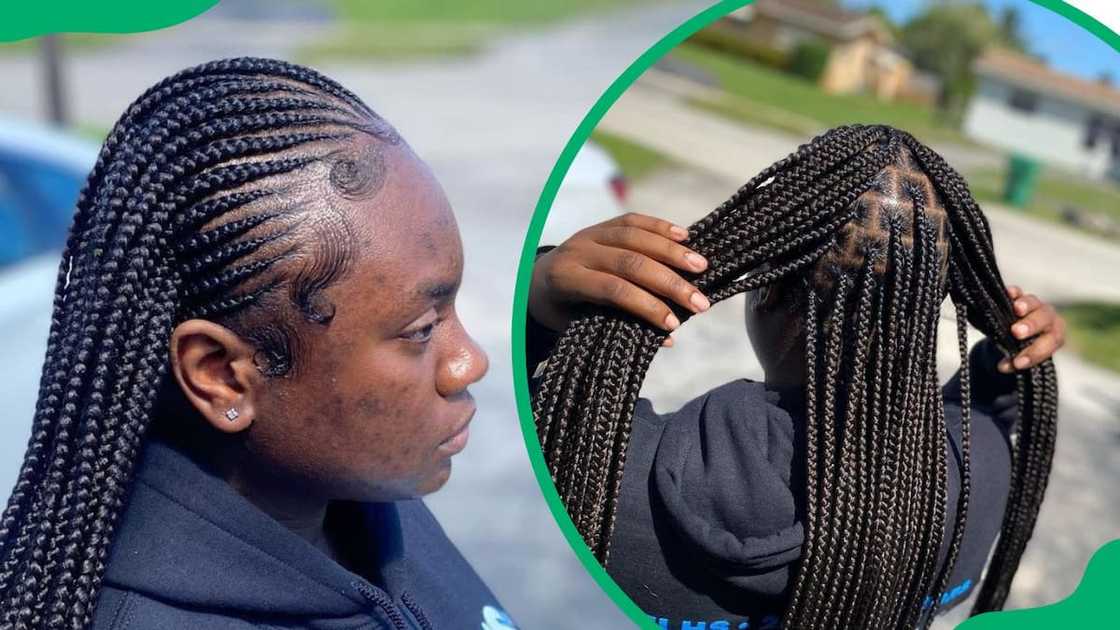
{"left": 90, "top": 436, "right": 518, "bottom": 630}
{"left": 528, "top": 313, "right": 1018, "bottom": 630}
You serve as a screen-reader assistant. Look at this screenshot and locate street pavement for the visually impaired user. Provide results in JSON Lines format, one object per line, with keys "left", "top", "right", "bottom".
{"left": 601, "top": 75, "right": 1120, "bottom": 306}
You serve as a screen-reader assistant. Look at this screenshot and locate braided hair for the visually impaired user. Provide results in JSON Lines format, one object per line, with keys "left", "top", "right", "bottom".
{"left": 0, "top": 57, "right": 401, "bottom": 629}
{"left": 532, "top": 125, "right": 1058, "bottom": 629}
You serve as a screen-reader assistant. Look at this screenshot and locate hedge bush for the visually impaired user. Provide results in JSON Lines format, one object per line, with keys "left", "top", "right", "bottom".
{"left": 789, "top": 39, "right": 832, "bottom": 82}
{"left": 689, "top": 21, "right": 789, "bottom": 70}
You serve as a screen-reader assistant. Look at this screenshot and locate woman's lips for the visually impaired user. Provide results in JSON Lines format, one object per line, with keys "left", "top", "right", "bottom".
{"left": 438, "top": 411, "right": 474, "bottom": 455}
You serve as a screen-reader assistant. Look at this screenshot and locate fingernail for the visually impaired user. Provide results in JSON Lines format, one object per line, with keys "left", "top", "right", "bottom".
{"left": 1014, "top": 356, "right": 1029, "bottom": 369}
{"left": 684, "top": 252, "right": 707, "bottom": 270}
{"left": 670, "top": 225, "right": 689, "bottom": 240}
{"left": 1012, "top": 323, "right": 1028, "bottom": 338}
{"left": 1015, "top": 301, "right": 1026, "bottom": 315}
{"left": 662, "top": 336, "right": 674, "bottom": 348}
{"left": 997, "top": 360, "right": 1011, "bottom": 373}
{"left": 664, "top": 313, "right": 680, "bottom": 330}
{"left": 690, "top": 292, "right": 710, "bottom": 312}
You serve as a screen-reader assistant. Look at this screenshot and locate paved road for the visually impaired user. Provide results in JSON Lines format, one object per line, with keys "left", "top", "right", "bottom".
{"left": 0, "top": 4, "right": 711, "bottom": 628}
{"left": 602, "top": 76, "right": 1120, "bottom": 307}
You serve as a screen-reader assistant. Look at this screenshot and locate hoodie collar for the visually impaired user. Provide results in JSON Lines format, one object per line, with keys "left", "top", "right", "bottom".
{"left": 103, "top": 435, "right": 397, "bottom": 620}
{"left": 653, "top": 380, "right": 807, "bottom": 594}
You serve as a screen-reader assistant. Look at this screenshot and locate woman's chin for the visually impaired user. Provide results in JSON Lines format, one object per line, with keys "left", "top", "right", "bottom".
{"left": 349, "top": 462, "right": 453, "bottom": 502}
{"left": 416, "top": 459, "right": 454, "bottom": 496}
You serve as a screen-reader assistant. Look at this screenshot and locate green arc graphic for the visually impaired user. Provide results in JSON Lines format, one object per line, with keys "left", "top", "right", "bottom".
{"left": 1, "top": 0, "right": 219, "bottom": 42}
{"left": 959, "top": 539, "right": 1120, "bottom": 628}
{"left": 508, "top": 1, "right": 1120, "bottom": 628}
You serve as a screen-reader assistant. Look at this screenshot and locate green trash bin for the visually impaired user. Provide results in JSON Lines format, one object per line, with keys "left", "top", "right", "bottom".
{"left": 1004, "top": 153, "right": 1041, "bottom": 208}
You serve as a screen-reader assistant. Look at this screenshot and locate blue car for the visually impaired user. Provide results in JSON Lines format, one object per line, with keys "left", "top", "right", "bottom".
{"left": 0, "top": 118, "right": 98, "bottom": 498}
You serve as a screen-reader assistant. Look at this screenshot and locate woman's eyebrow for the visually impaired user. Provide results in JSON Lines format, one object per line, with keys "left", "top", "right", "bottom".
{"left": 417, "top": 279, "right": 459, "bottom": 301}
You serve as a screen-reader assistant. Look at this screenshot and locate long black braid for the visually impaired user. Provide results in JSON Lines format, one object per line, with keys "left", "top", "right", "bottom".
{"left": 0, "top": 57, "right": 400, "bottom": 629}
{"left": 532, "top": 125, "right": 1058, "bottom": 629}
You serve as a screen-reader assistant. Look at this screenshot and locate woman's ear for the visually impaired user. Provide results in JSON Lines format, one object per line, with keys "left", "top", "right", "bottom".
{"left": 168, "top": 320, "right": 263, "bottom": 434}
{"left": 756, "top": 282, "right": 784, "bottom": 312}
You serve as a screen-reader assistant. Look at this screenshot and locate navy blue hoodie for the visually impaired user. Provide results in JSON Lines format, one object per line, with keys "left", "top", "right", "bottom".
{"left": 91, "top": 436, "right": 518, "bottom": 630}
{"left": 528, "top": 313, "right": 1018, "bottom": 630}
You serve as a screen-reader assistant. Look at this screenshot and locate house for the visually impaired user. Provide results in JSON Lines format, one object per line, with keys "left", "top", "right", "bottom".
{"left": 724, "top": 0, "right": 913, "bottom": 100}
{"left": 964, "top": 48, "right": 1120, "bottom": 182}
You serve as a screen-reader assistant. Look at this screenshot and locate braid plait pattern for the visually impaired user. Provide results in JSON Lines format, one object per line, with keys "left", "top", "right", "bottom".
{"left": 0, "top": 57, "right": 396, "bottom": 629}
{"left": 531, "top": 124, "right": 1058, "bottom": 628}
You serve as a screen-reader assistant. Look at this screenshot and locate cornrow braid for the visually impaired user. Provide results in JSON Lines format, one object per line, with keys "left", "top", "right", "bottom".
{"left": 0, "top": 57, "right": 400, "bottom": 630}
{"left": 531, "top": 124, "right": 1058, "bottom": 629}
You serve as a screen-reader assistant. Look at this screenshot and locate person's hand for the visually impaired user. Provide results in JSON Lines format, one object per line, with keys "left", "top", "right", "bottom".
{"left": 529, "top": 213, "right": 711, "bottom": 345}
{"left": 998, "top": 285, "right": 1066, "bottom": 373}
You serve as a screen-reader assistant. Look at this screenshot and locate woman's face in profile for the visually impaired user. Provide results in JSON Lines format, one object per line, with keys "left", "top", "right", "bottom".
{"left": 244, "top": 141, "right": 490, "bottom": 502}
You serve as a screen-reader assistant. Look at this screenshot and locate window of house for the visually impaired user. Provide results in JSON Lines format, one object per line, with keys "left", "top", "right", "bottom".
{"left": 1084, "top": 115, "right": 1120, "bottom": 156}
{"left": 1085, "top": 115, "right": 1104, "bottom": 148}
{"left": 1007, "top": 88, "right": 1039, "bottom": 113}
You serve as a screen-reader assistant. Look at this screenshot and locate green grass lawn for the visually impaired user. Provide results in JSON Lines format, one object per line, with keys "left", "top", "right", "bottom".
{"left": 0, "top": 33, "right": 124, "bottom": 55}
{"left": 297, "top": 23, "right": 500, "bottom": 62}
{"left": 1060, "top": 302, "right": 1120, "bottom": 373}
{"left": 670, "top": 42, "right": 973, "bottom": 147}
{"left": 325, "top": 0, "right": 661, "bottom": 24}
{"left": 590, "top": 130, "right": 672, "bottom": 181}
{"left": 71, "top": 123, "right": 109, "bottom": 144}
{"left": 967, "top": 166, "right": 1120, "bottom": 240}
{"left": 688, "top": 94, "right": 822, "bottom": 137}
{"left": 302, "top": 0, "right": 664, "bottom": 61}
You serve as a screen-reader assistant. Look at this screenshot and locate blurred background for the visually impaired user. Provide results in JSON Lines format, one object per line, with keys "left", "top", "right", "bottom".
{"left": 545, "top": 0, "right": 1120, "bottom": 625}
{"left": 0, "top": 0, "right": 722, "bottom": 628}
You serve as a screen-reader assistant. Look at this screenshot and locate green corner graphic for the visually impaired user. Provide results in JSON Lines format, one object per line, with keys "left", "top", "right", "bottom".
{"left": 1, "top": 0, "right": 218, "bottom": 42}
{"left": 959, "top": 539, "right": 1120, "bottom": 629}
{"left": 507, "top": 1, "right": 1120, "bottom": 629}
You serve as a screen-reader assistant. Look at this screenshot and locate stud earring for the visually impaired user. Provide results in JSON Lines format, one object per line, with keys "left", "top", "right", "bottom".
{"left": 224, "top": 408, "right": 240, "bottom": 422}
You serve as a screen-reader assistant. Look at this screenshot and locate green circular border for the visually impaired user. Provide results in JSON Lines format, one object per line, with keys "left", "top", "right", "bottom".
{"left": 509, "top": 1, "right": 1120, "bottom": 628}
{"left": 1, "top": 0, "right": 218, "bottom": 41}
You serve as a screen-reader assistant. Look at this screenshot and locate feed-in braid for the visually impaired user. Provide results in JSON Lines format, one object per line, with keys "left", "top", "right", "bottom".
{"left": 0, "top": 57, "right": 399, "bottom": 630}
{"left": 531, "top": 124, "right": 1058, "bottom": 628}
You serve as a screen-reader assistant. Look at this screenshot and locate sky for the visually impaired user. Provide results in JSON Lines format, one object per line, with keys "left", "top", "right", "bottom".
{"left": 842, "top": 0, "right": 1119, "bottom": 82}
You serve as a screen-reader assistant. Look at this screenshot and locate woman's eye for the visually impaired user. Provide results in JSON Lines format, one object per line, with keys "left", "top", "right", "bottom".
{"left": 403, "top": 322, "right": 435, "bottom": 343}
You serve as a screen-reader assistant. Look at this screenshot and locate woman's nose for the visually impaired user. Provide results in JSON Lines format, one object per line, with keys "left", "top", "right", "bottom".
{"left": 437, "top": 328, "right": 489, "bottom": 396}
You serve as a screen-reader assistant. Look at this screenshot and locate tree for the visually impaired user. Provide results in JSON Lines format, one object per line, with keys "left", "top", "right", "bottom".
{"left": 899, "top": 3, "right": 1008, "bottom": 122}
{"left": 865, "top": 4, "right": 901, "bottom": 39}
{"left": 997, "top": 6, "right": 1028, "bottom": 52}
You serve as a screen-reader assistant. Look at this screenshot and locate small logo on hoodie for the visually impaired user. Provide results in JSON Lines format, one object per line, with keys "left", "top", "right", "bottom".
{"left": 481, "top": 604, "right": 518, "bottom": 630}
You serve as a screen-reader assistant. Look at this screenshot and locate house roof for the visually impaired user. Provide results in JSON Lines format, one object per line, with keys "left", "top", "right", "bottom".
{"left": 975, "top": 48, "right": 1120, "bottom": 116}
{"left": 744, "top": 0, "right": 892, "bottom": 43}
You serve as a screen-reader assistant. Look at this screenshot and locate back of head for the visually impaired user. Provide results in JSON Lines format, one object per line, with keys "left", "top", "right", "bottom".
{"left": 759, "top": 141, "right": 951, "bottom": 339}
{"left": 534, "top": 125, "right": 1058, "bottom": 629}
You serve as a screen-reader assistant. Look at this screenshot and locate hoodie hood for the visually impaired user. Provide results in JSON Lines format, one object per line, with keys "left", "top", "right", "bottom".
{"left": 100, "top": 435, "right": 512, "bottom": 629}
{"left": 104, "top": 437, "right": 374, "bottom": 618}
{"left": 652, "top": 380, "right": 807, "bottom": 597}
